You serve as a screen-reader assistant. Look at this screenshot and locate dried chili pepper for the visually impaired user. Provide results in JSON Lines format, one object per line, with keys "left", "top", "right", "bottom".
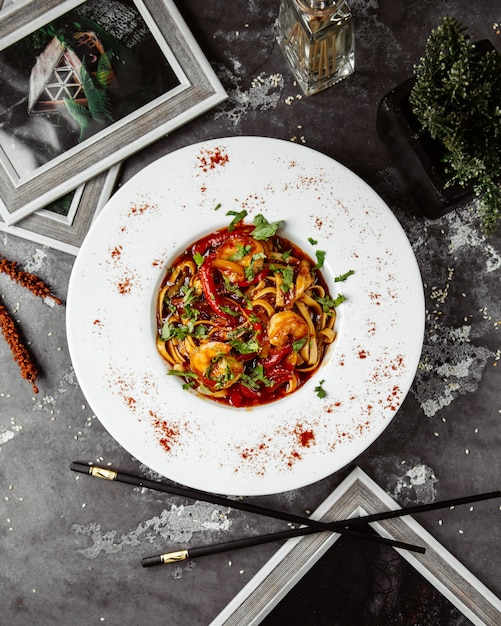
{"left": 0, "top": 257, "right": 62, "bottom": 304}
{"left": 0, "top": 254, "right": 62, "bottom": 392}
{"left": 0, "top": 303, "right": 39, "bottom": 393}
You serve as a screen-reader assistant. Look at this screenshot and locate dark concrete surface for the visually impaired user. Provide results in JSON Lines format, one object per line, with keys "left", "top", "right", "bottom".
{"left": 1, "top": 1, "right": 500, "bottom": 624}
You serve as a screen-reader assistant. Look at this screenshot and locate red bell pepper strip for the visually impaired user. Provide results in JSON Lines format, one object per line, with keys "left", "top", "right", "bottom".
{"left": 236, "top": 268, "right": 269, "bottom": 288}
{"left": 198, "top": 255, "right": 237, "bottom": 324}
{"left": 267, "top": 367, "right": 293, "bottom": 387}
{"left": 263, "top": 346, "right": 292, "bottom": 373}
{"left": 192, "top": 225, "right": 254, "bottom": 256}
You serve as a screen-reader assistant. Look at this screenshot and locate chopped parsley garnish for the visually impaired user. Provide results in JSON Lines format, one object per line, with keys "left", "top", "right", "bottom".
{"left": 316, "top": 294, "right": 346, "bottom": 313}
{"left": 244, "top": 252, "right": 265, "bottom": 281}
{"left": 214, "top": 202, "right": 221, "bottom": 210}
{"left": 223, "top": 276, "right": 247, "bottom": 301}
{"left": 193, "top": 251, "right": 205, "bottom": 267}
{"left": 161, "top": 321, "right": 207, "bottom": 341}
{"left": 220, "top": 305, "right": 240, "bottom": 317}
{"left": 168, "top": 369, "right": 197, "bottom": 378}
{"left": 270, "top": 264, "right": 294, "bottom": 292}
{"left": 314, "top": 379, "right": 327, "bottom": 398}
{"left": 240, "top": 364, "right": 273, "bottom": 389}
{"left": 227, "top": 209, "right": 248, "bottom": 231}
{"left": 292, "top": 337, "right": 307, "bottom": 352}
{"left": 313, "top": 250, "right": 326, "bottom": 269}
{"left": 335, "top": 269, "right": 355, "bottom": 282}
{"left": 308, "top": 237, "right": 318, "bottom": 245}
{"left": 252, "top": 214, "right": 283, "bottom": 240}
{"left": 229, "top": 244, "right": 252, "bottom": 261}
{"left": 161, "top": 321, "right": 189, "bottom": 341}
{"left": 230, "top": 338, "right": 260, "bottom": 354}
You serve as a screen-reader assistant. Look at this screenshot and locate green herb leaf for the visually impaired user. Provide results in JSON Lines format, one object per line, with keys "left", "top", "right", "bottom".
{"left": 240, "top": 364, "right": 273, "bottom": 389}
{"left": 252, "top": 214, "right": 283, "bottom": 240}
{"left": 161, "top": 321, "right": 189, "bottom": 341}
{"left": 229, "top": 244, "right": 251, "bottom": 261}
{"left": 292, "top": 337, "right": 307, "bottom": 352}
{"left": 308, "top": 237, "right": 318, "bottom": 245}
{"left": 167, "top": 369, "right": 197, "bottom": 379}
{"left": 229, "top": 338, "right": 260, "bottom": 354}
{"left": 334, "top": 269, "right": 355, "bottom": 282}
{"left": 220, "top": 305, "right": 240, "bottom": 317}
{"left": 280, "top": 265, "right": 294, "bottom": 292}
{"left": 314, "top": 379, "right": 327, "bottom": 398}
{"left": 227, "top": 210, "right": 248, "bottom": 231}
{"left": 316, "top": 294, "right": 346, "bottom": 313}
{"left": 193, "top": 251, "right": 205, "bottom": 267}
{"left": 313, "top": 250, "right": 326, "bottom": 269}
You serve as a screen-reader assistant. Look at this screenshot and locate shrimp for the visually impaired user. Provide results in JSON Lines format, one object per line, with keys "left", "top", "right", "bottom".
{"left": 212, "top": 234, "right": 265, "bottom": 282}
{"left": 267, "top": 311, "right": 309, "bottom": 347}
{"left": 189, "top": 341, "right": 244, "bottom": 391}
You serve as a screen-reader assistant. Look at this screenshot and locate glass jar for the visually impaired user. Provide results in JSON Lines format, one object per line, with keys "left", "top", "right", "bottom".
{"left": 277, "top": 0, "right": 355, "bottom": 95}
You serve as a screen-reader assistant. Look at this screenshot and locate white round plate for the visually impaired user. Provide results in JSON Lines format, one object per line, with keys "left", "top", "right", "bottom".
{"left": 67, "top": 137, "right": 424, "bottom": 496}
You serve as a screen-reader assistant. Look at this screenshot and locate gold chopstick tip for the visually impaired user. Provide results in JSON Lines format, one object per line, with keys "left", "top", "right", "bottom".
{"left": 161, "top": 550, "right": 189, "bottom": 564}
{"left": 90, "top": 466, "right": 117, "bottom": 481}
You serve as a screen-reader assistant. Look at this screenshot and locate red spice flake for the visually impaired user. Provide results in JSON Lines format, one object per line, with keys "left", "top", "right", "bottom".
{"left": 293, "top": 423, "right": 315, "bottom": 448}
{"left": 117, "top": 276, "right": 132, "bottom": 295}
{"left": 0, "top": 303, "right": 38, "bottom": 393}
{"left": 356, "top": 420, "right": 371, "bottom": 435}
{"left": 369, "top": 292, "right": 382, "bottom": 305}
{"left": 197, "top": 147, "right": 229, "bottom": 172}
{"left": 286, "top": 450, "right": 302, "bottom": 467}
{"left": 110, "top": 245, "right": 122, "bottom": 261}
{"left": 324, "top": 401, "right": 342, "bottom": 413}
{"left": 150, "top": 410, "right": 180, "bottom": 453}
{"left": 123, "top": 396, "right": 137, "bottom": 411}
{"left": 358, "top": 349, "right": 368, "bottom": 359}
{"left": 391, "top": 354, "right": 405, "bottom": 370}
{"left": 93, "top": 319, "right": 102, "bottom": 326}
{"left": 127, "top": 197, "right": 157, "bottom": 217}
{"left": 367, "top": 321, "right": 377, "bottom": 336}
{"left": 381, "top": 385, "right": 402, "bottom": 411}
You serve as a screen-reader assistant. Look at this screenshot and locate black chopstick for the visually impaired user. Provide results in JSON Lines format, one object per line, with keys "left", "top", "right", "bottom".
{"left": 141, "top": 488, "right": 501, "bottom": 566}
{"left": 72, "top": 461, "right": 501, "bottom": 563}
{"left": 71, "top": 462, "right": 424, "bottom": 552}
{"left": 140, "top": 525, "right": 411, "bottom": 567}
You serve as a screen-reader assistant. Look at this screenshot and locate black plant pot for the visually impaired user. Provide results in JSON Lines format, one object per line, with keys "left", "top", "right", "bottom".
{"left": 376, "top": 40, "right": 496, "bottom": 220}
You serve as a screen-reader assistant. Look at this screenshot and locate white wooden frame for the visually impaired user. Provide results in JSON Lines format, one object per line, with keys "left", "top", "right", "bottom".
{"left": 0, "top": 0, "right": 226, "bottom": 224}
{"left": 0, "top": 164, "right": 120, "bottom": 254}
{"left": 211, "top": 468, "right": 501, "bottom": 626}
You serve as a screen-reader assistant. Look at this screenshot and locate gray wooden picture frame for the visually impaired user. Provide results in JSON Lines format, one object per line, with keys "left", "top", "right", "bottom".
{"left": 0, "top": 163, "right": 120, "bottom": 254}
{"left": 0, "top": 0, "right": 226, "bottom": 224}
{"left": 211, "top": 468, "right": 501, "bottom": 626}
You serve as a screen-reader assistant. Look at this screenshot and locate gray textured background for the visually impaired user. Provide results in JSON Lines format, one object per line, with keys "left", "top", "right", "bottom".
{"left": 1, "top": 1, "right": 500, "bottom": 624}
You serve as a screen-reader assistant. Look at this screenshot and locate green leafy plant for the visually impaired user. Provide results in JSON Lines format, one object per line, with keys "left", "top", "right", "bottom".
{"left": 64, "top": 57, "right": 114, "bottom": 141}
{"left": 409, "top": 16, "right": 501, "bottom": 233}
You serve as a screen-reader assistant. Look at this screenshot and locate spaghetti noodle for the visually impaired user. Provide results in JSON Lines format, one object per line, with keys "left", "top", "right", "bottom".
{"left": 156, "top": 213, "right": 346, "bottom": 407}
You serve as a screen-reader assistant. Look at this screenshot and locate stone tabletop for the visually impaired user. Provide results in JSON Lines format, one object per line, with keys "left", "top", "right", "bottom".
{"left": 1, "top": 1, "right": 500, "bottom": 624}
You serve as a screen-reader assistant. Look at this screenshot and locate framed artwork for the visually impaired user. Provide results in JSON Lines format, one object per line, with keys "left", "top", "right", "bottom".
{"left": 0, "top": 163, "right": 120, "bottom": 254}
{"left": 0, "top": 0, "right": 227, "bottom": 224}
{"left": 211, "top": 468, "right": 501, "bottom": 626}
